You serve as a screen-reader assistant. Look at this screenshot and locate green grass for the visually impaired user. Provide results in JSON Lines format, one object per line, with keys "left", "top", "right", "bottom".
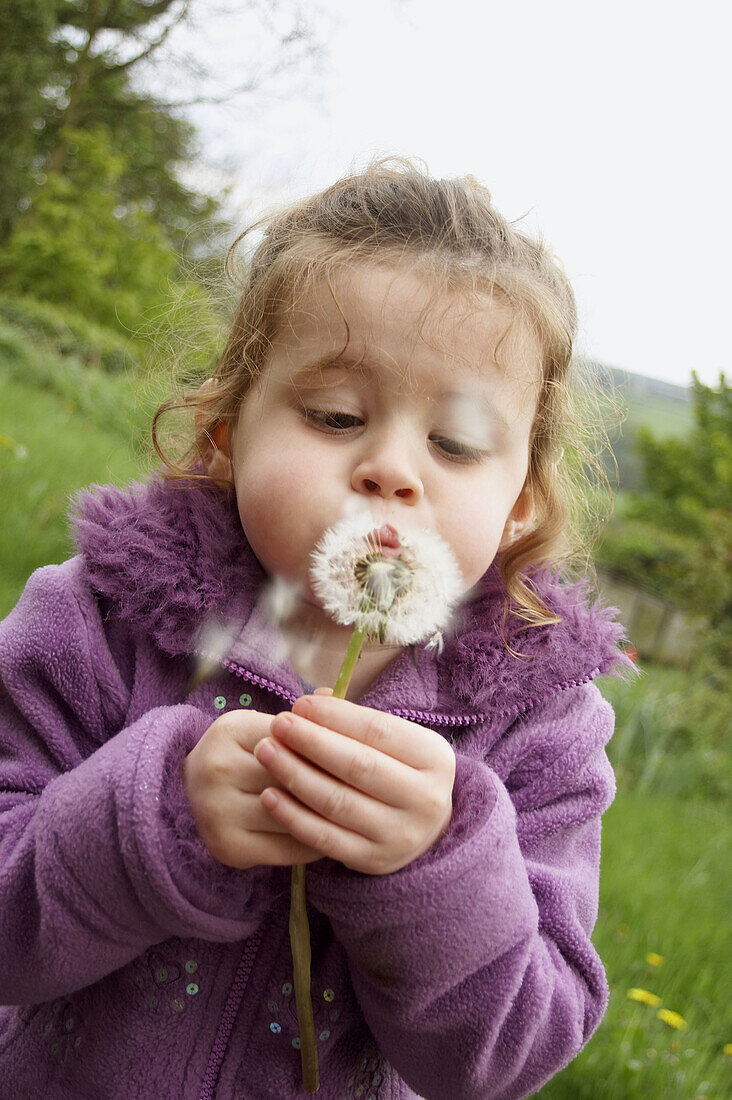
{"left": 0, "top": 372, "right": 151, "bottom": 612}
{"left": 0, "top": 313, "right": 176, "bottom": 613}
{"left": 538, "top": 789, "right": 730, "bottom": 1099}
{"left": 599, "top": 664, "right": 730, "bottom": 803}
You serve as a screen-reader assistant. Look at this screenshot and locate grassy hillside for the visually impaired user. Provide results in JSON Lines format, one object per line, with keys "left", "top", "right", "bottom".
{"left": 597, "top": 366, "right": 693, "bottom": 489}
{"left": 0, "top": 372, "right": 150, "bottom": 613}
{"left": 538, "top": 783, "right": 730, "bottom": 1099}
{"left": 610, "top": 368, "right": 693, "bottom": 436}
{"left": 0, "top": 313, "right": 164, "bottom": 614}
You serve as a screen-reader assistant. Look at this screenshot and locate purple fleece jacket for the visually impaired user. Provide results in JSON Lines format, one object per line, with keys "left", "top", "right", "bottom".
{"left": 0, "top": 472, "right": 631, "bottom": 1100}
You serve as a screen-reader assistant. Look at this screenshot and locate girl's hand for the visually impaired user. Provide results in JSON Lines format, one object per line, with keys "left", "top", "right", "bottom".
{"left": 182, "top": 709, "right": 324, "bottom": 871}
{"left": 253, "top": 691, "right": 456, "bottom": 875}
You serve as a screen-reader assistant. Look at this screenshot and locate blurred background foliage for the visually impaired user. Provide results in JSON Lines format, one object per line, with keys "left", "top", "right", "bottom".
{"left": 0, "top": 3, "right": 730, "bottom": 1095}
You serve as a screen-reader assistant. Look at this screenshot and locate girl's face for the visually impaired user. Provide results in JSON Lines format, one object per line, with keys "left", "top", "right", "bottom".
{"left": 213, "top": 264, "right": 541, "bottom": 623}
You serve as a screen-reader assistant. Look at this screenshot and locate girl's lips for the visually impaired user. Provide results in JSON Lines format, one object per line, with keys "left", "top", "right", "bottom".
{"left": 366, "top": 523, "right": 402, "bottom": 559}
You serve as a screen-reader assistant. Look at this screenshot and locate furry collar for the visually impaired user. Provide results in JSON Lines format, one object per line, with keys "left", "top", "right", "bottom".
{"left": 68, "top": 471, "right": 630, "bottom": 720}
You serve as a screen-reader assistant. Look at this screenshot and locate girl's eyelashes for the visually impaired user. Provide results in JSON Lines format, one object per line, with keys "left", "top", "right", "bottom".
{"left": 428, "top": 436, "right": 487, "bottom": 463}
{"left": 302, "top": 408, "right": 489, "bottom": 464}
{"left": 303, "top": 409, "right": 363, "bottom": 432}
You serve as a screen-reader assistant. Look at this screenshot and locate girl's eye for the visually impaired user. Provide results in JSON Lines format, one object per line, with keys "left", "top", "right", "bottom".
{"left": 429, "top": 435, "right": 486, "bottom": 463}
{"left": 303, "top": 411, "right": 486, "bottom": 463}
{"left": 303, "top": 409, "right": 363, "bottom": 432}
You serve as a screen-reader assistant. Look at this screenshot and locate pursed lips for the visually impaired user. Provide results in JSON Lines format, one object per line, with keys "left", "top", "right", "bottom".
{"left": 366, "top": 523, "right": 402, "bottom": 559}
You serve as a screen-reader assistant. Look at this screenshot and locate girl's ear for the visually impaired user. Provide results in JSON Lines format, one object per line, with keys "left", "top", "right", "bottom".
{"left": 498, "top": 485, "right": 534, "bottom": 551}
{"left": 195, "top": 379, "right": 234, "bottom": 486}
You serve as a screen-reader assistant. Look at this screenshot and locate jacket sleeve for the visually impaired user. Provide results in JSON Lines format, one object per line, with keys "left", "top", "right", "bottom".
{"left": 0, "top": 558, "right": 278, "bottom": 1005}
{"left": 305, "top": 681, "right": 616, "bottom": 1100}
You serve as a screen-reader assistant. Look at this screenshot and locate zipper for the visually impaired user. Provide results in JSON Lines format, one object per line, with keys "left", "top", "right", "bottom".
{"left": 191, "top": 647, "right": 485, "bottom": 728}
{"left": 198, "top": 923, "right": 266, "bottom": 1099}
{"left": 191, "top": 650, "right": 605, "bottom": 733}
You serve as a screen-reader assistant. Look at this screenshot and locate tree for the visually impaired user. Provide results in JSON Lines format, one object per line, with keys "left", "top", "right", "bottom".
{"left": 597, "top": 374, "right": 731, "bottom": 661}
{"left": 0, "top": 0, "right": 323, "bottom": 336}
{"left": 0, "top": 0, "right": 60, "bottom": 243}
{"left": 0, "top": 0, "right": 322, "bottom": 251}
{"left": 0, "top": 126, "right": 178, "bottom": 330}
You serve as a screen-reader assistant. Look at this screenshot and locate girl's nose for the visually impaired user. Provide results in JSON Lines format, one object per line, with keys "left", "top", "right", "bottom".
{"left": 351, "top": 443, "right": 424, "bottom": 504}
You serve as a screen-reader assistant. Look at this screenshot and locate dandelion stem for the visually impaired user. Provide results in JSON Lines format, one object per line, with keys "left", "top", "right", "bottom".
{"left": 289, "top": 625, "right": 366, "bottom": 1094}
{"left": 332, "top": 626, "right": 368, "bottom": 699}
{"left": 290, "top": 863, "right": 319, "bottom": 1093}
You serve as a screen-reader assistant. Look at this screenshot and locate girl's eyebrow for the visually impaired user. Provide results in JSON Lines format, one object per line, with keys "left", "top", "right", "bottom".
{"left": 289, "top": 355, "right": 513, "bottom": 433}
{"left": 289, "top": 351, "right": 371, "bottom": 387}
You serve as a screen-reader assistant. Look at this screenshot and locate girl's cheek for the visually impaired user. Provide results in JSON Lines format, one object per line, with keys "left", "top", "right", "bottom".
{"left": 450, "top": 516, "right": 503, "bottom": 587}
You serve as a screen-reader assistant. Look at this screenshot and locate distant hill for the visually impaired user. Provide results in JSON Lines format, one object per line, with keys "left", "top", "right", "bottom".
{"left": 589, "top": 363, "right": 693, "bottom": 489}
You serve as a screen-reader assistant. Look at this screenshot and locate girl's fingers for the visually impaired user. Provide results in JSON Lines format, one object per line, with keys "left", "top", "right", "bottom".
{"left": 254, "top": 737, "right": 396, "bottom": 839}
{"left": 258, "top": 785, "right": 376, "bottom": 872}
{"left": 224, "top": 818, "right": 323, "bottom": 869}
{"left": 224, "top": 787, "right": 293, "bottom": 834}
{"left": 245, "top": 827, "right": 323, "bottom": 867}
{"left": 266, "top": 712, "right": 415, "bottom": 808}
{"left": 292, "top": 693, "right": 439, "bottom": 770}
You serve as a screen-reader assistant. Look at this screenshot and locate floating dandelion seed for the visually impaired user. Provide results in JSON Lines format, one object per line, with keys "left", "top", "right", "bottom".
{"left": 261, "top": 573, "right": 300, "bottom": 627}
{"left": 0, "top": 432, "right": 27, "bottom": 461}
{"left": 288, "top": 514, "right": 462, "bottom": 1095}
{"left": 188, "top": 618, "right": 241, "bottom": 692}
{"left": 256, "top": 574, "right": 307, "bottom": 667}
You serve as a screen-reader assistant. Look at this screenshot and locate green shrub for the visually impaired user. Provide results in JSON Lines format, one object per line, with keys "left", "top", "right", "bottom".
{"left": 599, "top": 664, "right": 730, "bottom": 802}
{"left": 0, "top": 318, "right": 157, "bottom": 448}
{"left": 0, "top": 293, "right": 134, "bottom": 373}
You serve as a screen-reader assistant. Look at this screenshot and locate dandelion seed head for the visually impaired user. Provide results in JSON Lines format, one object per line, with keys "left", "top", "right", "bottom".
{"left": 309, "top": 513, "right": 463, "bottom": 646}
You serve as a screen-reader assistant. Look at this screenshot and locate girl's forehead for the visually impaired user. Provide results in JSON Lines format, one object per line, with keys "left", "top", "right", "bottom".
{"left": 273, "top": 264, "right": 542, "bottom": 391}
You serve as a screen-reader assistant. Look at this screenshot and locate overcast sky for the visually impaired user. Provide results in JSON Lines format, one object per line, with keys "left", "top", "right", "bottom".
{"left": 158, "top": 0, "right": 729, "bottom": 388}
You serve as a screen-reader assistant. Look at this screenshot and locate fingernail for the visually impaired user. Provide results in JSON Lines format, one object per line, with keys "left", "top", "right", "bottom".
{"left": 262, "top": 790, "right": 278, "bottom": 810}
{"left": 256, "top": 739, "right": 277, "bottom": 766}
{"left": 271, "top": 714, "right": 292, "bottom": 737}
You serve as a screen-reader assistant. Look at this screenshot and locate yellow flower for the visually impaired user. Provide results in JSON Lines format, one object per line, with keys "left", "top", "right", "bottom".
{"left": 627, "top": 988, "right": 662, "bottom": 1007}
{"left": 657, "top": 1009, "right": 687, "bottom": 1030}
{"left": 723, "top": 1043, "right": 732, "bottom": 1056}
{"left": 645, "top": 952, "right": 665, "bottom": 967}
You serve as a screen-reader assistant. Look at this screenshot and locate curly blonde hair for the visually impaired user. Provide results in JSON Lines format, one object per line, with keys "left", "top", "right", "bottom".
{"left": 152, "top": 157, "right": 610, "bottom": 629}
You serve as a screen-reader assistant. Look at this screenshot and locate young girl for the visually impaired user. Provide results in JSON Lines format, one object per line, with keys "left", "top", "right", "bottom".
{"left": 0, "top": 160, "right": 630, "bottom": 1099}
